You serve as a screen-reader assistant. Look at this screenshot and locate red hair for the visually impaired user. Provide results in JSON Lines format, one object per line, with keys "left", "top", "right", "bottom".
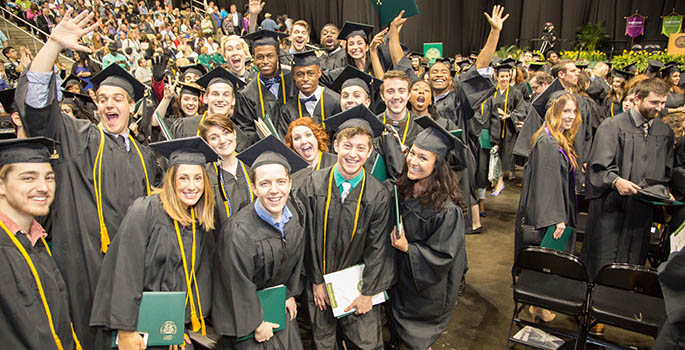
{"left": 284, "top": 117, "right": 329, "bottom": 152}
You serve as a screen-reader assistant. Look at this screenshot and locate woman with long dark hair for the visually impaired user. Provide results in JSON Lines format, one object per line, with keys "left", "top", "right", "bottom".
{"left": 90, "top": 137, "right": 217, "bottom": 350}
{"left": 514, "top": 93, "right": 581, "bottom": 322}
{"left": 71, "top": 51, "right": 100, "bottom": 92}
{"left": 388, "top": 116, "right": 466, "bottom": 350}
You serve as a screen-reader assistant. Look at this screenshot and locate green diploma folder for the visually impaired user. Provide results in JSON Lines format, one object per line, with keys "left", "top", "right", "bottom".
{"left": 370, "top": 154, "right": 388, "bottom": 181}
{"left": 371, "top": 0, "right": 420, "bottom": 27}
{"left": 237, "top": 284, "right": 286, "bottom": 342}
{"left": 540, "top": 226, "right": 574, "bottom": 251}
{"left": 111, "top": 291, "right": 186, "bottom": 347}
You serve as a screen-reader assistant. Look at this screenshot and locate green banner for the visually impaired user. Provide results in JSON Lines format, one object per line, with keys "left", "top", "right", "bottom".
{"left": 423, "top": 42, "right": 443, "bottom": 65}
{"left": 662, "top": 15, "right": 683, "bottom": 37}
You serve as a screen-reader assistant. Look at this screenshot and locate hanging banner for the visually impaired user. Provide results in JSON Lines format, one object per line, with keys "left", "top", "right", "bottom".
{"left": 423, "top": 43, "right": 443, "bottom": 65}
{"left": 662, "top": 15, "right": 683, "bottom": 37}
{"left": 626, "top": 15, "right": 645, "bottom": 38}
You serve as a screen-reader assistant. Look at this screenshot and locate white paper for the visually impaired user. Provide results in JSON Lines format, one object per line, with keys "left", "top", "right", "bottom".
{"left": 323, "top": 264, "right": 387, "bottom": 318}
{"left": 671, "top": 221, "right": 685, "bottom": 253}
{"left": 512, "top": 326, "right": 564, "bottom": 350}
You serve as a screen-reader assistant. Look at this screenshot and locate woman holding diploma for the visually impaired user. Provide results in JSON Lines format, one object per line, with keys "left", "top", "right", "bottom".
{"left": 388, "top": 116, "right": 467, "bottom": 350}
{"left": 90, "top": 137, "right": 218, "bottom": 350}
{"left": 514, "top": 93, "right": 581, "bottom": 322}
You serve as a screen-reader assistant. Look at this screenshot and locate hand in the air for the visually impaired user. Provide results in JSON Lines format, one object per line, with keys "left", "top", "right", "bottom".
{"left": 48, "top": 9, "right": 99, "bottom": 52}
{"left": 484, "top": 5, "right": 509, "bottom": 32}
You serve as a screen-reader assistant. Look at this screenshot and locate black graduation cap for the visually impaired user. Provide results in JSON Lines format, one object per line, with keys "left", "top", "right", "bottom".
{"left": 414, "top": 116, "right": 465, "bottom": 159}
{"left": 339, "top": 21, "right": 374, "bottom": 42}
{"left": 408, "top": 52, "right": 423, "bottom": 59}
{"left": 612, "top": 68, "right": 633, "bottom": 81}
{"left": 179, "top": 63, "right": 208, "bottom": 78}
{"left": 178, "top": 82, "right": 204, "bottom": 97}
{"left": 431, "top": 57, "right": 456, "bottom": 75}
{"left": 527, "top": 61, "right": 547, "bottom": 72}
{"left": 645, "top": 59, "right": 664, "bottom": 76}
{"left": 456, "top": 59, "right": 471, "bottom": 71}
{"left": 662, "top": 62, "right": 681, "bottom": 76}
{"left": 91, "top": 63, "right": 147, "bottom": 101}
{"left": 292, "top": 50, "right": 320, "bottom": 67}
{"left": 495, "top": 58, "right": 515, "bottom": 72}
{"left": 331, "top": 65, "right": 382, "bottom": 95}
{"left": 575, "top": 61, "right": 589, "bottom": 70}
{"left": 624, "top": 63, "right": 638, "bottom": 74}
{"left": 237, "top": 135, "right": 308, "bottom": 174}
{"left": 61, "top": 73, "right": 85, "bottom": 90}
{"left": 531, "top": 78, "right": 565, "bottom": 118}
{"left": 324, "top": 104, "right": 384, "bottom": 138}
{"left": 195, "top": 66, "right": 245, "bottom": 91}
{"left": 62, "top": 90, "right": 94, "bottom": 105}
{"left": 242, "top": 30, "right": 289, "bottom": 51}
{"left": 0, "top": 136, "right": 59, "bottom": 168}
{"left": 0, "top": 88, "right": 16, "bottom": 114}
{"left": 150, "top": 136, "right": 219, "bottom": 166}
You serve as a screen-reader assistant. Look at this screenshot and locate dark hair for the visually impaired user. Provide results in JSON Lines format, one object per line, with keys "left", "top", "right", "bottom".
{"left": 2, "top": 46, "right": 14, "bottom": 57}
{"left": 397, "top": 154, "right": 463, "bottom": 210}
{"left": 408, "top": 79, "right": 441, "bottom": 120}
{"left": 635, "top": 78, "right": 670, "bottom": 100}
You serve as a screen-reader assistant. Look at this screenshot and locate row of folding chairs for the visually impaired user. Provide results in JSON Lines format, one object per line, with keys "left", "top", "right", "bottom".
{"left": 506, "top": 246, "right": 665, "bottom": 350}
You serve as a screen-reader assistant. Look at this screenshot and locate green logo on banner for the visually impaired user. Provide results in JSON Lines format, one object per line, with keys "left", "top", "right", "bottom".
{"left": 662, "top": 16, "right": 683, "bottom": 37}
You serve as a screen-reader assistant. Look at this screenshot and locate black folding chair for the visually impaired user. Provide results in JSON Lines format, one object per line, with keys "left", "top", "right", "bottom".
{"left": 585, "top": 263, "right": 666, "bottom": 350}
{"left": 507, "top": 247, "right": 590, "bottom": 350}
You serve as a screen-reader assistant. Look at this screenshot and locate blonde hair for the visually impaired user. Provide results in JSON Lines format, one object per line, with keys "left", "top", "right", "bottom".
{"left": 154, "top": 164, "right": 215, "bottom": 231}
{"left": 531, "top": 93, "right": 581, "bottom": 169}
{"left": 221, "top": 35, "right": 252, "bottom": 60}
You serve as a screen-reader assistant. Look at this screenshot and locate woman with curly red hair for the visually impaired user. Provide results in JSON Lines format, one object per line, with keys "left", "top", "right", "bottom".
{"left": 284, "top": 117, "right": 337, "bottom": 170}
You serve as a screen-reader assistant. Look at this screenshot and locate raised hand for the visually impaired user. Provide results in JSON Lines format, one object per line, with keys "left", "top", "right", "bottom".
{"left": 369, "top": 28, "right": 388, "bottom": 53}
{"left": 484, "top": 5, "right": 509, "bottom": 32}
{"left": 48, "top": 9, "right": 99, "bottom": 52}
{"left": 248, "top": 0, "right": 265, "bottom": 15}
{"left": 389, "top": 10, "right": 407, "bottom": 34}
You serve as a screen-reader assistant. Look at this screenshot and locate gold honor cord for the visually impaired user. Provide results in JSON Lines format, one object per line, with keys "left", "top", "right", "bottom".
{"left": 195, "top": 111, "right": 209, "bottom": 136}
{"left": 257, "top": 71, "right": 288, "bottom": 119}
{"left": 493, "top": 85, "right": 510, "bottom": 139}
{"left": 315, "top": 151, "right": 323, "bottom": 171}
{"left": 383, "top": 111, "right": 412, "bottom": 144}
{"left": 213, "top": 160, "right": 254, "bottom": 218}
{"left": 0, "top": 220, "right": 82, "bottom": 350}
{"left": 297, "top": 87, "right": 327, "bottom": 132}
{"left": 173, "top": 209, "right": 206, "bottom": 335}
{"left": 93, "top": 126, "right": 152, "bottom": 253}
{"left": 610, "top": 101, "right": 615, "bottom": 118}
{"left": 321, "top": 165, "right": 366, "bottom": 274}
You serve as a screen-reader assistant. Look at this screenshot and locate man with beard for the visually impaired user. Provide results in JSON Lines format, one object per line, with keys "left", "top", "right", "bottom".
{"left": 582, "top": 78, "right": 674, "bottom": 282}
{"left": 274, "top": 51, "right": 341, "bottom": 136}
{"left": 235, "top": 30, "right": 294, "bottom": 144}
{"left": 15, "top": 10, "right": 161, "bottom": 349}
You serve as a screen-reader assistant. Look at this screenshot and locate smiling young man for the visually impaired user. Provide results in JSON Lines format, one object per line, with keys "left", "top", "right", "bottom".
{"left": 582, "top": 78, "right": 675, "bottom": 283}
{"left": 296, "top": 105, "right": 393, "bottom": 350}
{"left": 214, "top": 135, "right": 309, "bottom": 349}
{"left": 378, "top": 70, "right": 423, "bottom": 147}
{"left": 0, "top": 137, "right": 81, "bottom": 350}
{"left": 221, "top": 35, "right": 256, "bottom": 85}
{"left": 275, "top": 51, "right": 341, "bottom": 136}
{"left": 15, "top": 10, "right": 161, "bottom": 349}
{"left": 235, "top": 29, "right": 294, "bottom": 144}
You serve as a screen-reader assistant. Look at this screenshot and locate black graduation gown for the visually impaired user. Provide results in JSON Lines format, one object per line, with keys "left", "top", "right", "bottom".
{"left": 666, "top": 91, "right": 685, "bottom": 109}
{"left": 514, "top": 133, "right": 577, "bottom": 255}
{"left": 586, "top": 77, "right": 609, "bottom": 105}
{"left": 234, "top": 70, "right": 295, "bottom": 144}
{"left": 581, "top": 110, "right": 674, "bottom": 278}
{"left": 388, "top": 199, "right": 466, "bottom": 349}
{"left": 487, "top": 86, "right": 527, "bottom": 172}
{"left": 0, "top": 228, "right": 76, "bottom": 350}
{"left": 206, "top": 161, "right": 254, "bottom": 232}
{"left": 433, "top": 67, "right": 495, "bottom": 230}
{"left": 274, "top": 87, "right": 342, "bottom": 136}
{"left": 170, "top": 114, "right": 252, "bottom": 152}
{"left": 668, "top": 138, "right": 685, "bottom": 238}
{"left": 654, "top": 250, "right": 685, "bottom": 350}
{"left": 291, "top": 151, "right": 338, "bottom": 190}
{"left": 212, "top": 201, "right": 305, "bottom": 349}
{"left": 15, "top": 73, "right": 161, "bottom": 350}
{"left": 320, "top": 47, "right": 347, "bottom": 72}
{"left": 379, "top": 111, "right": 424, "bottom": 148}
{"left": 470, "top": 102, "right": 493, "bottom": 188}
{"left": 601, "top": 96, "right": 622, "bottom": 120}
{"left": 90, "top": 196, "right": 213, "bottom": 344}
{"left": 295, "top": 166, "right": 393, "bottom": 349}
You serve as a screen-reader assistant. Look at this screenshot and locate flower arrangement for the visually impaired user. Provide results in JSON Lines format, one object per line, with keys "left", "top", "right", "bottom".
{"left": 611, "top": 50, "right": 685, "bottom": 71}
{"left": 560, "top": 50, "right": 607, "bottom": 62}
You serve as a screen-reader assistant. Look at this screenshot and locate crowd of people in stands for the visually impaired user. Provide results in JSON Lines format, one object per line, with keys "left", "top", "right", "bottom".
{"left": 0, "top": 0, "right": 684, "bottom": 349}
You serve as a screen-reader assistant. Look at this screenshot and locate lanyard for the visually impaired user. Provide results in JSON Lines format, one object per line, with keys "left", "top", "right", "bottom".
{"left": 382, "top": 110, "right": 411, "bottom": 145}
{"left": 494, "top": 85, "right": 510, "bottom": 139}
{"left": 213, "top": 159, "right": 253, "bottom": 218}
{"left": 321, "top": 165, "right": 365, "bottom": 274}
{"left": 315, "top": 151, "right": 323, "bottom": 171}
{"left": 195, "top": 110, "right": 208, "bottom": 136}
{"left": 257, "top": 71, "right": 287, "bottom": 120}
{"left": 0, "top": 220, "right": 83, "bottom": 350}
{"left": 93, "top": 125, "right": 151, "bottom": 253}
{"left": 173, "top": 209, "right": 206, "bottom": 335}
{"left": 297, "top": 86, "right": 326, "bottom": 132}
